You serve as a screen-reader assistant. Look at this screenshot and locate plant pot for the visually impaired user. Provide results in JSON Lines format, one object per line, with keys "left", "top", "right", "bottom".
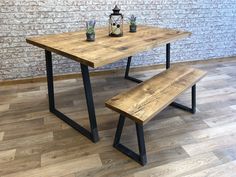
{"left": 86, "top": 33, "right": 95, "bottom": 42}
{"left": 130, "top": 25, "right": 137, "bottom": 33}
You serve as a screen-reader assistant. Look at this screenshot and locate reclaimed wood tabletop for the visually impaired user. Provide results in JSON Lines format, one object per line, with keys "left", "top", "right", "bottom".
{"left": 26, "top": 25, "right": 191, "bottom": 68}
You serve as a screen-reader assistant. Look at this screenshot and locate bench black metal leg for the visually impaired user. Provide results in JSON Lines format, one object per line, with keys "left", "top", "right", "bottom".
{"left": 136, "top": 123, "right": 147, "bottom": 165}
{"left": 113, "top": 115, "right": 147, "bottom": 166}
{"left": 124, "top": 56, "right": 143, "bottom": 83}
{"left": 171, "top": 84, "right": 196, "bottom": 114}
{"left": 166, "top": 43, "right": 170, "bottom": 69}
{"left": 113, "top": 115, "right": 126, "bottom": 145}
{"left": 45, "top": 50, "right": 99, "bottom": 143}
{"left": 192, "top": 84, "right": 196, "bottom": 113}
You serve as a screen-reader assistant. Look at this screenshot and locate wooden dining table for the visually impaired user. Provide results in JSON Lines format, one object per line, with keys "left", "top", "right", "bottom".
{"left": 26, "top": 25, "right": 191, "bottom": 143}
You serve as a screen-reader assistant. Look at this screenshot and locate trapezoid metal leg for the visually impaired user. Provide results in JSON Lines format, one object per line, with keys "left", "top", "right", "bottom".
{"left": 192, "top": 84, "right": 196, "bottom": 114}
{"left": 45, "top": 50, "right": 99, "bottom": 143}
{"left": 81, "top": 63, "right": 99, "bottom": 142}
{"left": 171, "top": 84, "right": 197, "bottom": 114}
{"left": 136, "top": 123, "right": 147, "bottom": 165}
{"left": 113, "top": 115, "right": 147, "bottom": 166}
{"left": 166, "top": 43, "right": 170, "bottom": 69}
{"left": 125, "top": 57, "right": 132, "bottom": 78}
{"left": 113, "top": 115, "right": 126, "bottom": 146}
{"left": 124, "top": 56, "right": 143, "bottom": 83}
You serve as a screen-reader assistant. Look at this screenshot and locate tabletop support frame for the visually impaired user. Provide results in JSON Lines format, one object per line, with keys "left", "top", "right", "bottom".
{"left": 45, "top": 50, "right": 99, "bottom": 143}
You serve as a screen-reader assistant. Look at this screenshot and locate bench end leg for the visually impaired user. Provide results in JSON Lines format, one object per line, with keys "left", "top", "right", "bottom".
{"left": 136, "top": 123, "right": 147, "bottom": 165}
{"left": 113, "top": 115, "right": 147, "bottom": 166}
{"left": 191, "top": 84, "right": 196, "bottom": 114}
{"left": 171, "top": 84, "right": 197, "bottom": 114}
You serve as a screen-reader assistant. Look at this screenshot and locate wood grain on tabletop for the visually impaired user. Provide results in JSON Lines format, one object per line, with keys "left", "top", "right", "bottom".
{"left": 26, "top": 25, "right": 191, "bottom": 68}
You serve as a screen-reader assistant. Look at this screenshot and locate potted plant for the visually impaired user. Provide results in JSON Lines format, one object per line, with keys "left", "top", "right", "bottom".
{"left": 86, "top": 20, "right": 96, "bottom": 41}
{"left": 129, "top": 15, "right": 137, "bottom": 33}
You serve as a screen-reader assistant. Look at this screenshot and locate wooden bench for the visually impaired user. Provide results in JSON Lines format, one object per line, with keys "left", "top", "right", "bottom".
{"left": 105, "top": 66, "right": 207, "bottom": 165}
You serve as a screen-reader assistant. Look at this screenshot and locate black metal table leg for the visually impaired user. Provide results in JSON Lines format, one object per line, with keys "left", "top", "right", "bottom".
{"left": 124, "top": 56, "right": 143, "bottom": 83}
{"left": 166, "top": 43, "right": 170, "bottom": 69}
{"left": 45, "top": 50, "right": 55, "bottom": 112}
{"left": 113, "top": 115, "right": 147, "bottom": 166}
{"left": 81, "top": 63, "right": 99, "bottom": 142}
{"left": 125, "top": 57, "right": 132, "bottom": 79}
{"left": 45, "top": 50, "right": 99, "bottom": 143}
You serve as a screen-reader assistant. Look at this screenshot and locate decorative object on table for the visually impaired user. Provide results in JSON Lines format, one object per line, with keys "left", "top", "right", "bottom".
{"left": 86, "top": 20, "right": 96, "bottom": 42}
{"left": 109, "top": 5, "right": 123, "bottom": 37}
{"left": 129, "top": 15, "right": 137, "bottom": 33}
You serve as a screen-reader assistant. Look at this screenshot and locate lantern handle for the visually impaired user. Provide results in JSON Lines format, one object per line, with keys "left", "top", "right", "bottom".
{"left": 113, "top": 5, "right": 120, "bottom": 14}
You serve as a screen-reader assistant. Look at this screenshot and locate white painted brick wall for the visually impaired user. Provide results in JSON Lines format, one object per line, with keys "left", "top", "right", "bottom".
{"left": 0, "top": 0, "right": 235, "bottom": 80}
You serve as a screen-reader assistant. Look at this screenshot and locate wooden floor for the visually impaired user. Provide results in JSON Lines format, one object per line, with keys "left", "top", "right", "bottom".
{"left": 0, "top": 59, "right": 236, "bottom": 177}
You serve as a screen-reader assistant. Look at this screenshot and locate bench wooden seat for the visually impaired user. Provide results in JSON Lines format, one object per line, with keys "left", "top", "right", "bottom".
{"left": 105, "top": 66, "right": 206, "bottom": 165}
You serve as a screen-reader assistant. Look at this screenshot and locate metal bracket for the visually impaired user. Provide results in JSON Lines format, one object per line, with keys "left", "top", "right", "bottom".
{"left": 113, "top": 115, "right": 147, "bottom": 166}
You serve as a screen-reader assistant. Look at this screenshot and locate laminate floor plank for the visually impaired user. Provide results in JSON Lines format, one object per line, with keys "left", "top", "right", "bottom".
{"left": 182, "top": 160, "right": 236, "bottom": 177}
{"left": 189, "top": 122, "right": 236, "bottom": 140}
{"left": 0, "top": 149, "right": 16, "bottom": 163}
{"left": 0, "top": 155, "right": 41, "bottom": 176}
{"left": 0, "top": 132, "right": 53, "bottom": 151}
{"left": 214, "top": 145, "right": 236, "bottom": 163}
{"left": 0, "top": 132, "right": 4, "bottom": 141}
{"left": 2, "top": 154, "right": 102, "bottom": 177}
{"left": 183, "top": 134, "right": 236, "bottom": 156}
{"left": 133, "top": 153, "right": 220, "bottom": 177}
{"left": 0, "top": 104, "right": 10, "bottom": 112}
{"left": 203, "top": 113, "right": 236, "bottom": 127}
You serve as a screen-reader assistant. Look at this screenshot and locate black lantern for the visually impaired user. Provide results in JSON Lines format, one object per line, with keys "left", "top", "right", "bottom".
{"left": 109, "top": 5, "right": 123, "bottom": 37}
